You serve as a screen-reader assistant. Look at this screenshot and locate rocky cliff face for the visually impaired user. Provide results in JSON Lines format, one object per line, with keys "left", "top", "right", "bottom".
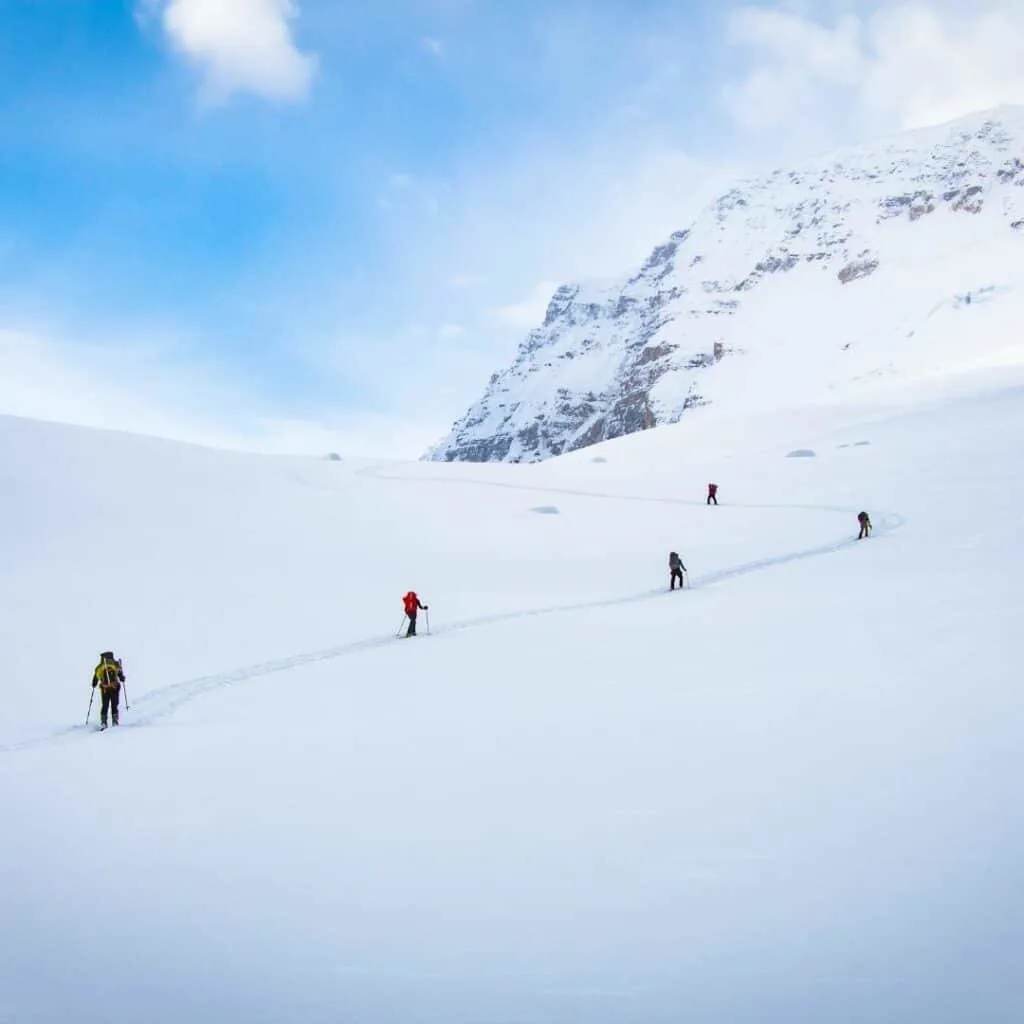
{"left": 427, "top": 108, "right": 1024, "bottom": 462}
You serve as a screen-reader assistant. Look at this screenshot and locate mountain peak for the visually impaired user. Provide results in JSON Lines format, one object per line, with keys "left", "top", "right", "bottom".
{"left": 428, "top": 108, "right": 1024, "bottom": 463}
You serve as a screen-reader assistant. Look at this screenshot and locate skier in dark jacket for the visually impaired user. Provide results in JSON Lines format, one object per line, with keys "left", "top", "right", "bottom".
{"left": 707, "top": 482, "right": 718, "bottom": 506}
{"left": 669, "top": 552, "right": 687, "bottom": 590}
{"left": 857, "top": 511, "right": 872, "bottom": 540}
{"left": 402, "top": 591, "right": 429, "bottom": 636}
{"left": 91, "top": 651, "right": 125, "bottom": 729}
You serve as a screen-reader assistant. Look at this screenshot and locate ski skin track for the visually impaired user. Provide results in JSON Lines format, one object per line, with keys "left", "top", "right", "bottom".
{"left": 0, "top": 465, "right": 903, "bottom": 754}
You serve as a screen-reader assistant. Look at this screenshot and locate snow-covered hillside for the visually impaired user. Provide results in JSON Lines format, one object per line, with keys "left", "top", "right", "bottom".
{"left": 430, "top": 107, "right": 1024, "bottom": 463}
{"left": 2, "top": 362, "right": 1023, "bottom": 1023}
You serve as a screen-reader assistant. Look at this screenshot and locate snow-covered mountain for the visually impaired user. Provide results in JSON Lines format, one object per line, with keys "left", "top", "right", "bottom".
{"left": 429, "top": 107, "right": 1024, "bottom": 462}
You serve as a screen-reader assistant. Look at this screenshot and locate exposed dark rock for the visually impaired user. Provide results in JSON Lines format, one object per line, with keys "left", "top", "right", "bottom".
{"left": 638, "top": 343, "right": 676, "bottom": 366}
{"left": 542, "top": 285, "right": 578, "bottom": 327}
{"left": 838, "top": 257, "right": 879, "bottom": 284}
{"left": 754, "top": 253, "right": 800, "bottom": 274}
{"left": 443, "top": 435, "right": 515, "bottom": 462}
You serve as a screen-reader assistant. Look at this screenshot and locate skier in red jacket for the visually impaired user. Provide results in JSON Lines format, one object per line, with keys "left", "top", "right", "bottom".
{"left": 402, "top": 590, "right": 428, "bottom": 637}
{"left": 707, "top": 482, "right": 718, "bottom": 505}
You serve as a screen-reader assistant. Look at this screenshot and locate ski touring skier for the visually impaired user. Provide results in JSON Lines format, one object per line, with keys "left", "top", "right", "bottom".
{"left": 707, "top": 482, "right": 718, "bottom": 506}
{"left": 857, "top": 511, "right": 872, "bottom": 540}
{"left": 91, "top": 651, "right": 125, "bottom": 730}
{"left": 669, "top": 551, "right": 687, "bottom": 590}
{"left": 402, "top": 591, "right": 429, "bottom": 637}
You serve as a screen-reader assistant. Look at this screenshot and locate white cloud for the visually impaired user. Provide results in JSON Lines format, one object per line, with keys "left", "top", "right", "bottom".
{"left": 724, "top": 2, "right": 1024, "bottom": 141}
{"left": 150, "top": 0, "right": 317, "bottom": 104}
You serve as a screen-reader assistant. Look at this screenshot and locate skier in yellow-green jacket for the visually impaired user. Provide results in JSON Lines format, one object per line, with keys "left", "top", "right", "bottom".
{"left": 91, "top": 652, "right": 125, "bottom": 730}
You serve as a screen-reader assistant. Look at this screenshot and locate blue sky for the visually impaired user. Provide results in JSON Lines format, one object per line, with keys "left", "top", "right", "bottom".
{"left": 0, "top": 0, "right": 1020, "bottom": 456}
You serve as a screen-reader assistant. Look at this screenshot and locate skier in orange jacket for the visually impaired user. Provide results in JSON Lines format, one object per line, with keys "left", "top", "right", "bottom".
{"left": 402, "top": 591, "right": 428, "bottom": 637}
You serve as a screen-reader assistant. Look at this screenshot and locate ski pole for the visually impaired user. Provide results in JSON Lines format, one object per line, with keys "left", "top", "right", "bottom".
{"left": 120, "top": 659, "right": 130, "bottom": 709}
{"left": 86, "top": 687, "right": 94, "bottom": 726}
{"left": 426, "top": 609, "right": 431, "bottom": 635}
{"left": 396, "top": 614, "right": 407, "bottom": 638}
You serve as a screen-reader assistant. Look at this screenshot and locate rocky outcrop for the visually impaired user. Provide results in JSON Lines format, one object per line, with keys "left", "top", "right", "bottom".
{"left": 838, "top": 257, "right": 880, "bottom": 284}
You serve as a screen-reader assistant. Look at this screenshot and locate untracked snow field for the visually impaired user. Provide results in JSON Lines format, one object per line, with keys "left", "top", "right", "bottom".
{"left": 1, "top": 370, "right": 1023, "bottom": 1023}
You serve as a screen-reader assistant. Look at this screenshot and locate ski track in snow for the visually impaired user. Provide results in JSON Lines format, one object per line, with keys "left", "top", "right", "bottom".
{"left": 0, "top": 466, "right": 904, "bottom": 754}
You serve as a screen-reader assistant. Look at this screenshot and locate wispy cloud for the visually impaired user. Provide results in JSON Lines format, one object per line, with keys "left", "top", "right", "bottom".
{"left": 388, "top": 172, "right": 416, "bottom": 190}
{"left": 488, "top": 281, "right": 559, "bottom": 330}
{"left": 421, "top": 36, "right": 445, "bottom": 59}
{"left": 146, "top": 0, "right": 318, "bottom": 105}
{"left": 724, "top": 2, "right": 1024, "bottom": 143}
{"left": 0, "top": 324, "right": 434, "bottom": 458}
{"left": 448, "top": 273, "right": 484, "bottom": 290}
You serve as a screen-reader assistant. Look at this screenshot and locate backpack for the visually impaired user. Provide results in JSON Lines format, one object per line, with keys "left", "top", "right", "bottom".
{"left": 96, "top": 657, "right": 122, "bottom": 688}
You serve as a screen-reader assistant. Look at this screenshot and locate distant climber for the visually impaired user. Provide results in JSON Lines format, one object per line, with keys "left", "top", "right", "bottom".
{"left": 707, "top": 482, "right": 718, "bottom": 506}
{"left": 402, "top": 591, "right": 429, "bottom": 637}
{"left": 669, "top": 551, "right": 687, "bottom": 590}
{"left": 91, "top": 651, "right": 125, "bottom": 730}
{"left": 857, "top": 511, "right": 872, "bottom": 540}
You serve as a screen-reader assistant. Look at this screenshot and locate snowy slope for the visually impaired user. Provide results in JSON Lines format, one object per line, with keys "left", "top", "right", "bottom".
{"left": 2, "top": 364, "right": 1023, "bottom": 1023}
{"left": 430, "top": 107, "right": 1024, "bottom": 462}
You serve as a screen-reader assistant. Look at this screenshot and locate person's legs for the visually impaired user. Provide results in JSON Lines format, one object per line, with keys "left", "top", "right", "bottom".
{"left": 406, "top": 612, "right": 417, "bottom": 636}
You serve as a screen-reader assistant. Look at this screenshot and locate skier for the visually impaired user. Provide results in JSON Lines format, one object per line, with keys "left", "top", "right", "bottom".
{"left": 91, "top": 651, "right": 125, "bottom": 730}
{"left": 707, "top": 482, "right": 718, "bottom": 506}
{"left": 402, "top": 590, "right": 429, "bottom": 637}
{"left": 669, "top": 551, "right": 687, "bottom": 590}
{"left": 857, "top": 511, "right": 872, "bottom": 540}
